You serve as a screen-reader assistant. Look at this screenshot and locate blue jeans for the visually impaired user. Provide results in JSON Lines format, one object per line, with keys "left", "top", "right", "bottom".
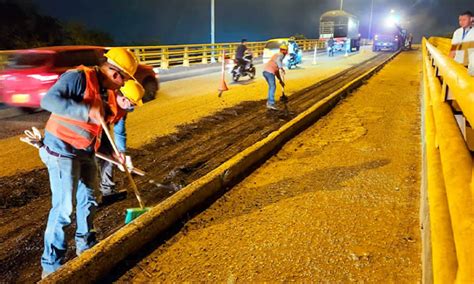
{"left": 39, "top": 147, "right": 99, "bottom": 273}
{"left": 263, "top": 71, "right": 276, "bottom": 105}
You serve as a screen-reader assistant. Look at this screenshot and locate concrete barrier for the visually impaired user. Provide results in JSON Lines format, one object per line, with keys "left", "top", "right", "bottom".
{"left": 41, "top": 51, "right": 399, "bottom": 283}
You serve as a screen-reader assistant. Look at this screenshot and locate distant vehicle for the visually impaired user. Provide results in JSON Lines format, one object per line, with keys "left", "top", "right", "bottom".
{"left": 0, "top": 46, "right": 159, "bottom": 112}
{"left": 230, "top": 52, "right": 256, "bottom": 82}
{"left": 263, "top": 38, "right": 302, "bottom": 68}
{"left": 373, "top": 25, "right": 403, "bottom": 52}
{"left": 287, "top": 41, "right": 302, "bottom": 69}
{"left": 319, "top": 10, "right": 361, "bottom": 52}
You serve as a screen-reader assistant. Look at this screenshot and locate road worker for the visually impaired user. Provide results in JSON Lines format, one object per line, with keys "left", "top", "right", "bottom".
{"left": 262, "top": 44, "right": 288, "bottom": 110}
{"left": 97, "top": 79, "right": 145, "bottom": 205}
{"left": 39, "top": 47, "right": 138, "bottom": 278}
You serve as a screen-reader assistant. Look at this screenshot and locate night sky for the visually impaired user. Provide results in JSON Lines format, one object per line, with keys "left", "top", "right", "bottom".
{"left": 31, "top": 0, "right": 472, "bottom": 45}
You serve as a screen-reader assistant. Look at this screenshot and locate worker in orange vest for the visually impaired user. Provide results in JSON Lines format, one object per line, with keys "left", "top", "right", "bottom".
{"left": 97, "top": 80, "right": 145, "bottom": 205}
{"left": 262, "top": 44, "right": 288, "bottom": 110}
{"left": 39, "top": 47, "right": 139, "bottom": 278}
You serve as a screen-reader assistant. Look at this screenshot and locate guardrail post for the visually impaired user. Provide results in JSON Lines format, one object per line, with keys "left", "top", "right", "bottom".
{"left": 161, "top": 47, "right": 169, "bottom": 69}
{"left": 132, "top": 49, "right": 142, "bottom": 63}
{"left": 202, "top": 48, "right": 208, "bottom": 64}
{"left": 217, "top": 45, "right": 222, "bottom": 63}
{"left": 183, "top": 46, "right": 190, "bottom": 67}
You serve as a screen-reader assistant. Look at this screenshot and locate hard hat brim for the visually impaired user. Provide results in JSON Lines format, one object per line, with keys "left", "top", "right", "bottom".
{"left": 105, "top": 56, "right": 138, "bottom": 82}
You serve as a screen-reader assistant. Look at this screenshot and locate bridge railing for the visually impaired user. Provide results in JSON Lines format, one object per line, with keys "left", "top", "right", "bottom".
{"left": 0, "top": 39, "right": 326, "bottom": 71}
{"left": 120, "top": 39, "right": 325, "bottom": 69}
{"left": 0, "top": 50, "right": 12, "bottom": 71}
{"left": 422, "top": 36, "right": 474, "bottom": 283}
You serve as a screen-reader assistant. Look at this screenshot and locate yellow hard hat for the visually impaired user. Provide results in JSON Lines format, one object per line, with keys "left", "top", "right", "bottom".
{"left": 104, "top": 47, "right": 139, "bottom": 81}
{"left": 120, "top": 80, "right": 144, "bottom": 106}
{"left": 279, "top": 44, "right": 288, "bottom": 50}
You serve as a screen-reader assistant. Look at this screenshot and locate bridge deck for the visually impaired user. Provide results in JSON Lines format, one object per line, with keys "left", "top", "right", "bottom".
{"left": 118, "top": 50, "right": 422, "bottom": 282}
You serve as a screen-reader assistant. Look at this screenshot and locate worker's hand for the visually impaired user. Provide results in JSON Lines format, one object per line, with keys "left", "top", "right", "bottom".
{"left": 116, "top": 154, "right": 133, "bottom": 172}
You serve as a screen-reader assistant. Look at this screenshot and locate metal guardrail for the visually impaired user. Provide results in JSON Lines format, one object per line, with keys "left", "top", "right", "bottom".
{"left": 422, "top": 37, "right": 474, "bottom": 283}
{"left": 0, "top": 37, "right": 376, "bottom": 71}
{"left": 0, "top": 50, "right": 11, "bottom": 71}
{"left": 428, "top": 37, "right": 451, "bottom": 55}
{"left": 122, "top": 39, "right": 325, "bottom": 69}
{"left": 0, "top": 40, "right": 326, "bottom": 70}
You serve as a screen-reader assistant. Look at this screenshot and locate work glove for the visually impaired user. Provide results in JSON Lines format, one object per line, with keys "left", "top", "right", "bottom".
{"left": 116, "top": 153, "right": 134, "bottom": 172}
{"left": 20, "top": 127, "right": 43, "bottom": 149}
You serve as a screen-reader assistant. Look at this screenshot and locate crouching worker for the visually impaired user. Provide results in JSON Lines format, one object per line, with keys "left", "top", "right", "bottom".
{"left": 97, "top": 79, "right": 145, "bottom": 205}
{"left": 39, "top": 47, "right": 138, "bottom": 278}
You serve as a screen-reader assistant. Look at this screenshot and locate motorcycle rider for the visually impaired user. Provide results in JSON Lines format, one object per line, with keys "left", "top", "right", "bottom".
{"left": 287, "top": 38, "right": 299, "bottom": 66}
{"left": 235, "top": 38, "right": 250, "bottom": 73}
{"left": 327, "top": 37, "right": 335, "bottom": 57}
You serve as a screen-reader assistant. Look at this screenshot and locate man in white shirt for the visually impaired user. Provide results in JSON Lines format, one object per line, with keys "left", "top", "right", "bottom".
{"left": 450, "top": 11, "right": 474, "bottom": 75}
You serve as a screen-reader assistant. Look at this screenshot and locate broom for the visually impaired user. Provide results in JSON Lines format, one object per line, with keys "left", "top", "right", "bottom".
{"left": 99, "top": 117, "right": 150, "bottom": 224}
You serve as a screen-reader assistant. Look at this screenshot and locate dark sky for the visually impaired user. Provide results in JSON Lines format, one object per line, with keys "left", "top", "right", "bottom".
{"left": 31, "top": 0, "right": 472, "bottom": 44}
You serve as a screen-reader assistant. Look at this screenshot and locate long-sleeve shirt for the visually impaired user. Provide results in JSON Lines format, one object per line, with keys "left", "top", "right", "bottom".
{"left": 41, "top": 69, "right": 127, "bottom": 157}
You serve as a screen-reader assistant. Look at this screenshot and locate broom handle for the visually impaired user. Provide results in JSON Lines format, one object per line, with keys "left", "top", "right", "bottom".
{"left": 99, "top": 117, "right": 145, "bottom": 209}
{"left": 95, "top": 152, "right": 146, "bottom": 176}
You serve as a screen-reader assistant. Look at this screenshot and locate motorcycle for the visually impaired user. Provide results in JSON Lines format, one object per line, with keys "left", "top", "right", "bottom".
{"left": 231, "top": 53, "right": 256, "bottom": 82}
{"left": 286, "top": 49, "right": 302, "bottom": 69}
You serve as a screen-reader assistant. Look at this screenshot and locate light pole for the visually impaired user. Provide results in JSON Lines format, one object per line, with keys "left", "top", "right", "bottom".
{"left": 340, "top": 0, "right": 344, "bottom": 10}
{"left": 368, "top": 0, "right": 374, "bottom": 40}
{"left": 210, "top": 0, "right": 216, "bottom": 63}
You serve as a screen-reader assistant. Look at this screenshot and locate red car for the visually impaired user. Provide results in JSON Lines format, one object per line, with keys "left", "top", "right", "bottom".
{"left": 0, "top": 46, "right": 159, "bottom": 111}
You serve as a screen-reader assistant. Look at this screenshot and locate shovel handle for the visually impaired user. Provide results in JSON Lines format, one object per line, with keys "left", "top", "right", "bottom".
{"left": 99, "top": 117, "right": 145, "bottom": 209}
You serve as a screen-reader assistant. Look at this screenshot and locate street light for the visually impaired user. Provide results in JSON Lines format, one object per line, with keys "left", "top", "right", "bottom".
{"left": 340, "top": 0, "right": 344, "bottom": 10}
{"left": 368, "top": 0, "right": 374, "bottom": 40}
{"left": 210, "top": 0, "right": 216, "bottom": 63}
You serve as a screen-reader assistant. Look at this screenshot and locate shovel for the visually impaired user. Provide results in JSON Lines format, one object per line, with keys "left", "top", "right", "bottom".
{"left": 98, "top": 117, "right": 150, "bottom": 224}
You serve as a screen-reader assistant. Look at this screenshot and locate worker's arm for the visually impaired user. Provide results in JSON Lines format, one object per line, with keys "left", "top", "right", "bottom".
{"left": 113, "top": 115, "right": 127, "bottom": 153}
{"left": 40, "top": 71, "right": 89, "bottom": 121}
{"left": 276, "top": 54, "right": 286, "bottom": 76}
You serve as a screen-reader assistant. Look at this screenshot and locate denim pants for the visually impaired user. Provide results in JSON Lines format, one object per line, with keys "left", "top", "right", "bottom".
{"left": 97, "top": 140, "right": 116, "bottom": 195}
{"left": 39, "top": 147, "right": 98, "bottom": 273}
{"left": 263, "top": 71, "right": 276, "bottom": 105}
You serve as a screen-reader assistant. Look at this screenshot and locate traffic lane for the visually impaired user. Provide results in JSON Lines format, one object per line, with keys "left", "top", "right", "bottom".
{"left": 0, "top": 48, "right": 368, "bottom": 139}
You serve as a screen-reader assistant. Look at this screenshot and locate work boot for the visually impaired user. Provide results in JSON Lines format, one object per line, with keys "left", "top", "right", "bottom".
{"left": 99, "top": 190, "right": 128, "bottom": 207}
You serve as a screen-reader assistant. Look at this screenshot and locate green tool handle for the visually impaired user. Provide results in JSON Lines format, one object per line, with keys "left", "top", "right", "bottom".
{"left": 99, "top": 116, "right": 145, "bottom": 209}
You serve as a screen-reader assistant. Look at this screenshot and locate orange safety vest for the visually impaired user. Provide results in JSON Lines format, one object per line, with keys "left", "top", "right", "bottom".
{"left": 45, "top": 66, "right": 114, "bottom": 151}
{"left": 264, "top": 53, "right": 283, "bottom": 74}
{"left": 106, "top": 91, "right": 127, "bottom": 125}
